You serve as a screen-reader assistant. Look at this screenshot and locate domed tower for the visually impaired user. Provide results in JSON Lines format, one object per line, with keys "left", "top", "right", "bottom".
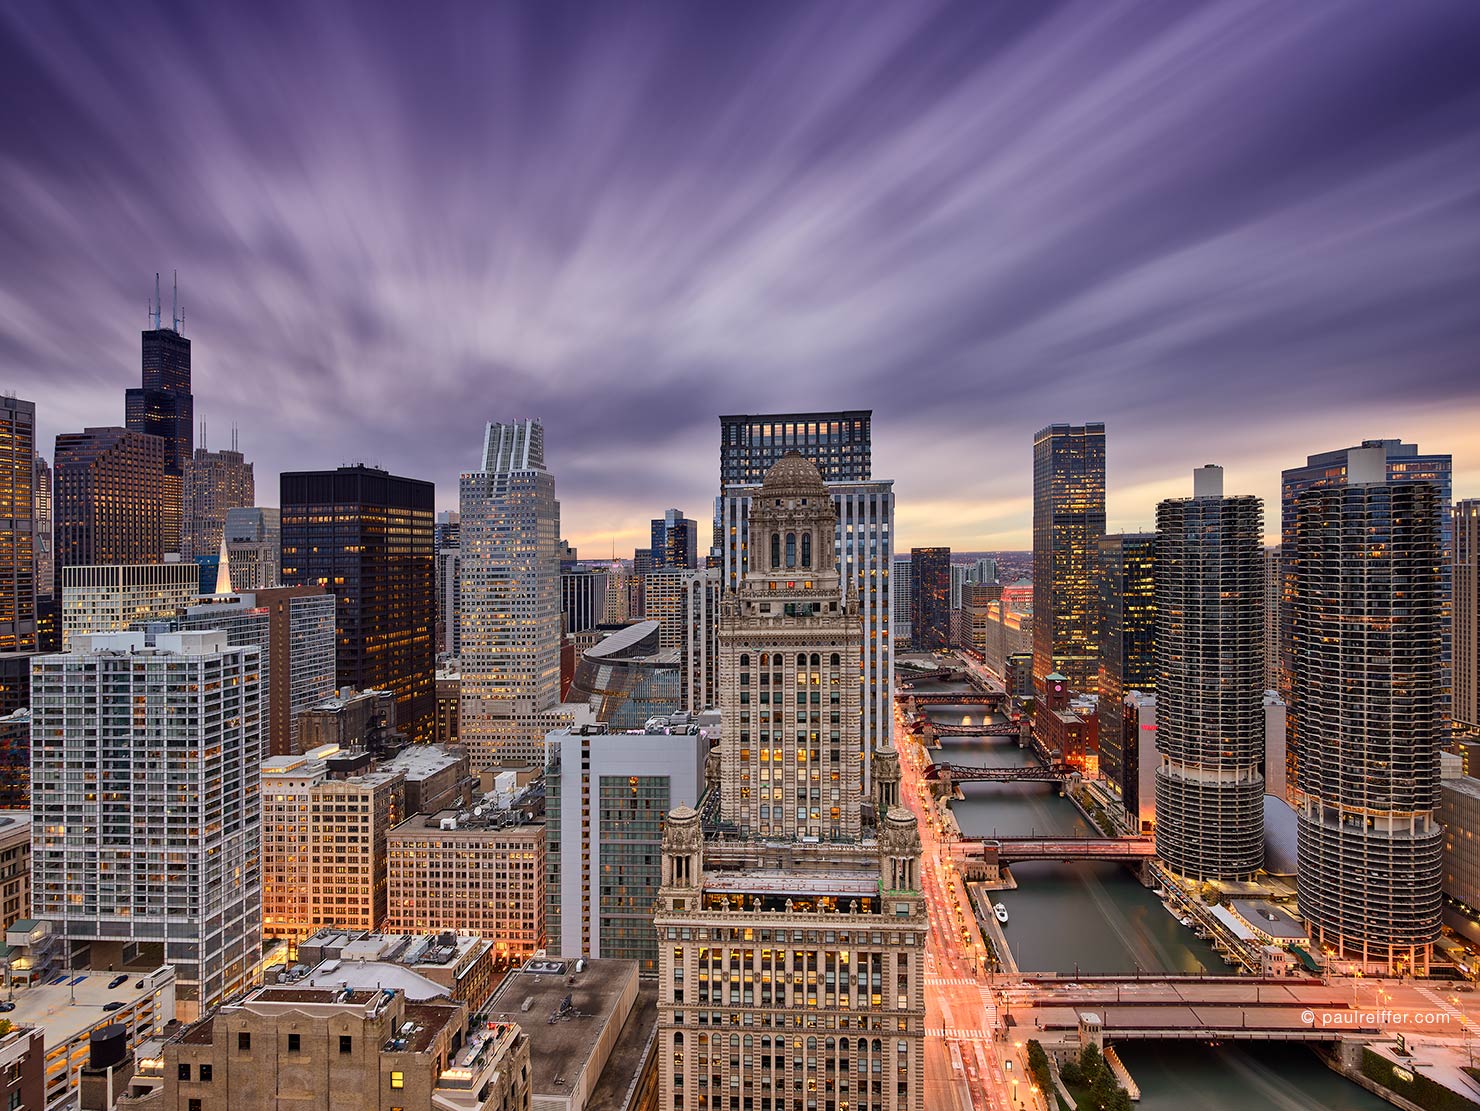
{"left": 872, "top": 746, "right": 901, "bottom": 815}
{"left": 879, "top": 807, "right": 923, "bottom": 894}
{"left": 718, "top": 451, "right": 865, "bottom": 840}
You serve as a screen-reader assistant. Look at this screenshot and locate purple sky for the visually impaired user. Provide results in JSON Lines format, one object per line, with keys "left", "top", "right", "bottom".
{"left": 3, "top": 1, "right": 1479, "bottom": 551}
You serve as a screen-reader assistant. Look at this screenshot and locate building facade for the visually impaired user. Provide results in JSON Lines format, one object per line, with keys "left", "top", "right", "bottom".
{"left": 459, "top": 420, "right": 568, "bottom": 769}
{"left": 1031, "top": 422, "right": 1106, "bottom": 693}
{"left": 125, "top": 295, "right": 193, "bottom": 553}
{"left": 1096, "top": 532, "right": 1156, "bottom": 822}
{"left": 61, "top": 560, "right": 201, "bottom": 646}
{"left": 891, "top": 557, "right": 911, "bottom": 648}
{"left": 1153, "top": 468, "right": 1265, "bottom": 879}
{"left": 718, "top": 411, "right": 873, "bottom": 490}
{"left": 909, "top": 547, "right": 950, "bottom": 652}
{"left": 1289, "top": 446, "right": 1444, "bottom": 972}
{"left": 386, "top": 810, "right": 545, "bottom": 961}
{"left": 1280, "top": 440, "right": 1451, "bottom": 702}
{"left": 224, "top": 506, "right": 281, "bottom": 590}
{"left": 32, "top": 454, "right": 52, "bottom": 608}
{"left": 181, "top": 444, "right": 254, "bottom": 560}
{"left": 281, "top": 465, "right": 436, "bottom": 741}
{"left": 1458, "top": 500, "right": 1480, "bottom": 737}
{"left": 53, "top": 427, "right": 166, "bottom": 589}
{"left": 0, "top": 397, "right": 36, "bottom": 653}
{"left": 560, "top": 566, "right": 609, "bottom": 635}
{"left": 718, "top": 479, "right": 895, "bottom": 786}
{"left": 652, "top": 508, "right": 699, "bottom": 569}
{"left": 30, "top": 631, "right": 263, "bottom": 1018}
{"left": 261, "top": 753, "right": 405, "bottom": 943}
{"left": 545, "top": 724, "right": 708, "bottom": 971}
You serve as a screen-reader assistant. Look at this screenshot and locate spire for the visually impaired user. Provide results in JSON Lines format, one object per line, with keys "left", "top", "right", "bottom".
{"left": 151, "top": 273, "right": 162, "bottom": 330}
{"left": 214, "top": 533, "right": 234, "bottom": 596}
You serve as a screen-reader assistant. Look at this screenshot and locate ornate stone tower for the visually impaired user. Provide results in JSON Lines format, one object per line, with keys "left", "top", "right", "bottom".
{"left": 872, "top": 746, "right": 901, "bottom": 816}
{"left": 718, "top": 451, "right": 865, "bottom": 840}
{"left": 660, "top": 804, "right": 704, "bottom": 913}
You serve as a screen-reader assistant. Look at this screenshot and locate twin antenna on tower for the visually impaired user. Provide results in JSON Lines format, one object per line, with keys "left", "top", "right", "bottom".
{"left": 148, "top": 271, "right": 185, "bottom": 334}
{"left": 198, "top": 422, "right": 241, "bottom": 453}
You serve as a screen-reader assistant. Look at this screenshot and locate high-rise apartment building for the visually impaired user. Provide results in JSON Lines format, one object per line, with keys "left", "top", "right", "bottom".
{"left": 1289, "top": 446, "right": 1444, "bottom": 973}
{"left": 1263, "top": 546, "right": 1283, "bottom": 694}
{"left": 1153, "top": 467, "right": 1265, "bottom": 879}
{"left": 224, "top": 506, "right": 280, "bottom": 590}
{"left": 1032, "top": 422, "right": 1107, "bottom": 693}
{"left": 31, "top": 630, "right": 262, "bottom": 1018}
{"left": 910, "top": 546, "right": 950, "bottom": 652}
{"left": 435, "top": 510, "right": 460, "bottom": 656}
{"left": 892, "top": 556, "right": 912, "bottom": 647}
{"left": 651, "top": 508, "right": 699, "bottom": 569}
{"left": 719, "top": 479, "right": 896, "bottom": 780}
{"left": 1457, "top": 500, "right": 1480, "bottom": 737}
{"left": 32, "top": 454, "right": 51, "bottom": 604}
{"left": 0, "top": 397, "right": 36, "bottom": 652}
{"left": 1280, "top": 440, "right": 1451, "bottom": 701}
{"left": 658, "top": 452, "right": 925, "bottom": 1111}
{"left": 281, "top": 465, "right": 436, "bottom": 741}
{"left": 642, "top": 567, "right": 721, "bottom": 712}
{"left": 181, "top": 443, "right": 254, "bottom": 560}
{"left": 53, "top": 426, "right": 165, "bottom": 589}
{"left": 125, "top": 282, "right": 193, "bottom": 553}
{"left": 1095, "top": 532, "right": 1156, "bottom": 821}
{"left": 545, "top": 724, "right": 709, "bottom": 971}
{"left": 261, "top": 751, "right": 405, "bottom": 943}
{"left": 61, "top": 561, "right": 201, "bottom": 646}
{"left": 386, "top": 809, "right": 545, "bottom": 961}
{"left": 459, "top": 420, "right": 574, "bottom": 770}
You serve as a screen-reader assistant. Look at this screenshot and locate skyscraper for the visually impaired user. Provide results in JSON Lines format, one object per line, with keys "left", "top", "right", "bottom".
{"left": 181, "top": 442, "right": 254, "bottom": 560}
{"left": 910, "top": 546, "right": 951, "bottom": 651}
{"left": 31, "top": 630, "right": 262, "bottom": 1019}
{"left": 0, "top": 397, "right": 36, "bottom": 652}
{"left": 560, "top": 566, "right": 609, "bottom": 634}
{"left": 1263, "top": 546, "right": 1283, "bottom": 694}
{"left": 459, "top": 420, "right": 574, "bottom": 769}
{"left": 32, "top": 454, "right": 52, "bottom": 608}
{"left": 1153, "top": 467, "right": 1265, "bottom": 879}
{"left": 1095, "top": 532, "right": 1156, "bottom": 821}
{"left": 223, "top": 506, "right": 280, "bottom": 590}
{"left": 1458, "top": 500, "right": 1480, "bottom": 737}
{"left": 718, "top": 410, "right": 872, "bottom": 488}
{"left": 719, "top": 479, "right": 896, "bottom": 781}
{"left": 1290, "top": 445, "right": 1443, "bottom": 972}
{"left": 124, "top": 275, "right": 193, "bottom": 553}
{"left": 53, "top": 426, "right": 166, "bottom": 588}
{"left": 892, "top": 555, "right": 912, "bottom": 647}
{"left": 658, "top": 452, "right": 925, "bottom": 1111}
{"left": 650, "top": 507, "right": 698, "bottom": 569}
{"left": 1280, "top": 439, "right": 1452, "bottom": 700}
{"left": 435, "top": 510, "right": 461, "bottom": 655}
{"left": 1032, "top": 422, "right": 1106, "bottom": 693}
{"left": 280, "top": 464, "right": 436, "bottom": 741}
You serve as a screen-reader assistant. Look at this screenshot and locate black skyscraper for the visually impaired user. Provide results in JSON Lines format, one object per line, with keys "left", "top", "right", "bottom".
{"left": 125, "top": 274, "right": 194, "bottom": 552}
{"left": 280, "top": 464, "right": 436, "bottom": 741}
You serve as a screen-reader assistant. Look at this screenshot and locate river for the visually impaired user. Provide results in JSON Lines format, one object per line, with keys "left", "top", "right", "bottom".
{"left": 932, "top": 719, "right": 1390, "bottom": 1110}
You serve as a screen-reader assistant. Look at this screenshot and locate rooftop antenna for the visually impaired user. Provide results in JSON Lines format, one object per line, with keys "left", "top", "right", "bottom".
{"left": 201, "top": 420, "right": 207, "bottom": 451}
{"left": 151, "top": 273, "right": 162, "bottom": 330}
{"left": 171, "top": 270, "right": 180, "bottom": 332}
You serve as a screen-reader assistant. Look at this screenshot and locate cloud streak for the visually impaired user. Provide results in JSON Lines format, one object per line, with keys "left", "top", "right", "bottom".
{"left": 2, "top": 0, "right": 1478, "bottom": 550}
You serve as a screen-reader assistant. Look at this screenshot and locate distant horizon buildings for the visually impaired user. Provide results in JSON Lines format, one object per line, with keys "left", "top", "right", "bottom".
{"left": 281, "top": 464, "right": 436, "bottom": 741}
{"left": 1290, "top": 444, "right": 1444, "bottom": 973}
{"left": 1153, "top": 466, "right": 1265, "bottom": 880}
{"left": 1032, "top": 422, "right": 1107, "bottom": 694}
{"left": 650, "top": 507, "right": 698, "bottom": 569}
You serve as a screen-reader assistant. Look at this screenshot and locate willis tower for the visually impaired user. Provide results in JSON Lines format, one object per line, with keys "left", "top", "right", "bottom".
{"left": 125, "top": 272, "right": 193, "bottom": 552}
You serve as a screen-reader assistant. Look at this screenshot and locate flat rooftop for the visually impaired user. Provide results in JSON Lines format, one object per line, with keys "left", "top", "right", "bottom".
{"left": 484, "top": 959, "right": 636, "bottom": 1102}
{"left": 6, "top": 968, "right": 171, "bottom": 1050}
{"left": 1230, "top": 899, "right": 1308, "bottom": 939}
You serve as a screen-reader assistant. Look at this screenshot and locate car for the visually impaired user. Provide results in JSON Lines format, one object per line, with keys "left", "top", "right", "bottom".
{"left": 108, "top": 974, "right": 128, "bottom": 989}
{"left": 103, "top": 1001, "right": 124, "bottom": 1012}
{"left": 0, "top": 1002, "right": 14, "bottom": 1012}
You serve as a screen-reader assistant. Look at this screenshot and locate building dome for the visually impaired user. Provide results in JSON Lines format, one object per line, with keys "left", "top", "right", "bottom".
{"left": 760, "top": 450, "right": 828, "bottom": 498}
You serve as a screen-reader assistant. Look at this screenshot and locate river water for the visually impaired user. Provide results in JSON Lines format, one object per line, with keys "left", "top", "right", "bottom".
{"left": 931, "top": 715, "right": 1389, "bottom": 1110}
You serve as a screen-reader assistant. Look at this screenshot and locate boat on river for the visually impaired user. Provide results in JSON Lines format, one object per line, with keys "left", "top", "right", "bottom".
{"left": 994, "top": 903, "right": 1009, "bottom": 924}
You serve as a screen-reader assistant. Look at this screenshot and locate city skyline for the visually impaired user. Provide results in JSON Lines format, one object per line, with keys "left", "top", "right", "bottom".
{"left": 4, "top": 1, "right": 1480, "bottom": 552}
